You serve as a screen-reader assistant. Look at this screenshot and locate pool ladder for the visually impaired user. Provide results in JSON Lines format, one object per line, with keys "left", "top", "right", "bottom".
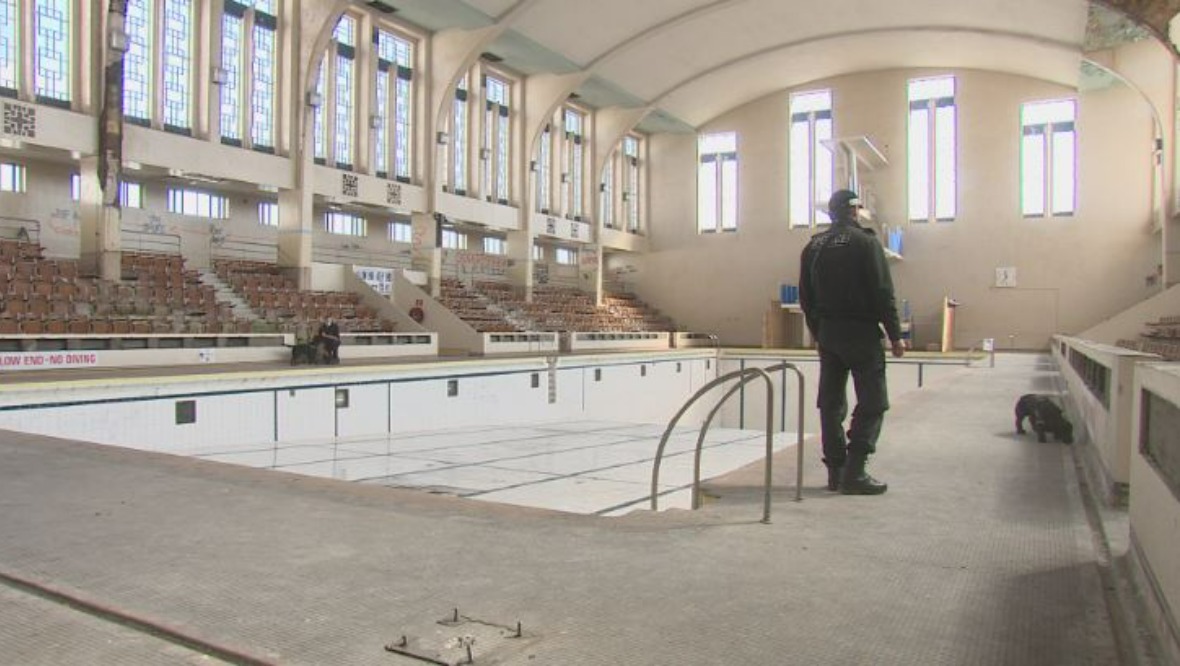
{"left": 650, "top": 361, "right": 806, "bottom": 524}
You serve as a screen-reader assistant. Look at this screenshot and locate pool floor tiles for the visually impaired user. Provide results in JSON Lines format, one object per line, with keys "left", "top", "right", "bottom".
{"left": 193, "top": 420, "right": 804, "bottom": 516}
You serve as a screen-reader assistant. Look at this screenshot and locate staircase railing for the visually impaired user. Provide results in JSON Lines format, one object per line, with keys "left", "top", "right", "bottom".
{"left": 650, "top": 361, "right": 805, "bottom": 524}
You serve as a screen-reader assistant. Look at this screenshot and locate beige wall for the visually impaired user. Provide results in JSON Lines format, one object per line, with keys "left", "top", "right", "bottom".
{"left": 636, "top": 67, "right": 1161, "bottom": 349}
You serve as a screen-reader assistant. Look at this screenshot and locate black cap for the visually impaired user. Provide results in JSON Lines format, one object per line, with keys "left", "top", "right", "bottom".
{"left": 828, "top": 189, "right": 860, "bottom": 218}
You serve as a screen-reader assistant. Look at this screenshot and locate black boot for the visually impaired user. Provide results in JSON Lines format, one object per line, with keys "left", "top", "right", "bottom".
{"left": 826, "top": 464, "right": 843, "bottom": 491}
{"left": 840, "top": 453, "right": 887, "bottom": 495}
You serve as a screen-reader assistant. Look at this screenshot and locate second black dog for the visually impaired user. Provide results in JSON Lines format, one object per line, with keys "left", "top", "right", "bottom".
{"left": 1015, "top": 394, "right": 1074, "bottom": 444}
{"left": 290, "top": 340, "right": 326, "bottom": 366}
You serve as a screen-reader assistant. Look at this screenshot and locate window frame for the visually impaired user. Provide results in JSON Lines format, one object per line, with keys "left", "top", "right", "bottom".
{"left": 1020, "top": 98, "right": 1077, "bottom": 218}
{"left": 388, "top": 219, "right": 412, "bottom": 243}
{"left": 788, "top": 89, "right": 834, "bottom": 228}
{"left": 0, "top": 161, "right": 26, "bottom": 192}
{"left": 166, "top": 187, "right": 229, "bottom": 219}
{"left": 907, "top": 75, "right": 958, "bottom": 222}
{"left": 324, "top": 209, "right": 366, "bottom": 236}
{"left": 697, "top": 131, "right": 738, "bottom": 233}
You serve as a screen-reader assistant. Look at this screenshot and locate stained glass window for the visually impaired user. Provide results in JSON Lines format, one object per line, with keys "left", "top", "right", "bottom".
{"left": 624, "top": 135, "right": 641, "bottom": 232}
{"left": 332, "top": 16, "right": 355, "bottom": 168}
{"left": 452, "top": 75, "right": 468, "bottom": 193}
{"left": 0, "top": 0, "right": 16, "bottom": 94}
{"left": 33, "top": 0, "right": 71, "bottom": 104}
{"left": 250, "top": 8, "right": 277, "bottom": 149}
{"left": 312, "top": 60, "right": 326, "bottom": 161}
{"left": 375, "top": 28, "right": 413, "bottom": 179}
{"left": 220, "top": 8, "right": 244, "bottom": 142}
{"left": 123, "top": 0, "right": 152, "bottom": 121}
{"left": 162, "top": 0, "right": 192, "bottom": 130}
{"left": 484, "top": 75, "right": 510, "bottom": 203}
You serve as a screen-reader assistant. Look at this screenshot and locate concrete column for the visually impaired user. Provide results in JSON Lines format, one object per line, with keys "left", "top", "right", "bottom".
{"left": 278, "top": 184, "right": 314, "bottom": 289}
{"left": 83, "top": 0, "right": 129, "bottom": 281}
{"left": 78, "top": 157, "right": 121, "bottom": 280}
{"left": 411, "top": 212, "right": 441, "bottom": 298}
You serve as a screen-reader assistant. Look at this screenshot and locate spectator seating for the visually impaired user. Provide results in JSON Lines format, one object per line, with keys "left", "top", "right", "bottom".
{"left": 0, "top": 242, "right": 390, "bottom": 337}
{"left": 0, "top": 241, "right": 236, "bottom": 335}
{"left": 440, "top": 280, "right": 676, "bottom": 333}
{"left": 1117, "top": 314, "right": 1180, "bottom": 360}
{"left": 214, "top": 259, "right": 389, "bottom": 333}
{"left": 437, "top": 278, "right": 520, "bottom": 332}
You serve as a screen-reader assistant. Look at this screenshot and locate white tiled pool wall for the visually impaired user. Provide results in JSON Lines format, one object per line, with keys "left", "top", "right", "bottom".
{"left": 0, "top": 352, "right": 720, "bottom": 454}
{"left": 0, "top": 352, "right": 963, "bottom": 457}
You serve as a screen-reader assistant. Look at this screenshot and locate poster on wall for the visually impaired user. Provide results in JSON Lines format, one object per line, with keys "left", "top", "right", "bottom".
{"left": 355, "top": 266, "right": 394, "bottom": 294}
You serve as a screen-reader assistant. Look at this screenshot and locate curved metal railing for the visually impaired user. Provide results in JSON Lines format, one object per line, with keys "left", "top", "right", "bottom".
{"left": 650, "top": 361, "right": 805, "bottom": 524}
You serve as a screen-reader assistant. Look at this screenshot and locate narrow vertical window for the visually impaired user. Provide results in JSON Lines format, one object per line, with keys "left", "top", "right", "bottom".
{"left": 393, "top": 37, "right": 413, "bottom": 182}
{"left": 623, "top": 135, "right": 641, "bottom": 233}
{"left": 698, "top": 132, "right": 737, "bottom": 232}
{"left": 451, "top": 74, "right": 469, "bottom": 194}
{"left": 312, "top": 60, "right": 326, "bottom": 162}
{"left": 374, "top": 29, "right": 406, "bottom": 179}
{"left": 123, "top": 0, "right": 152, "bottom": 122}
{"left": 33, "top": 0, "right": 71, "bottom": 105}
{"left": 161, "top": 0, "right": 193, "bottom": 131}
{"left": 0, "top": 162, "right": 26, "bottom": 191}
{"left": 537, "top": 124, "right": 551, "bottom": 213}
{"left": 372, "top": 29, "right": 414, "bottom": 181}
{"left": 0, "top": 0, "right": 16, "bottom": 94}
{"left": 1021, "top": 99, "right": 1076, "bottom": 217}
{"left": 219, "top": 3, "right": 244, "bottom": 143}
{"left": 908, "top": 76, "right": 957, "bottom": 221}
{"left": 333, "top": 16, "right": 356, "bottom": 169}
{"left": 258, "top": 201, "right": 279, "bottom": 226}
{"left": 483, "top": 74, "right": 510, "bottom": 204}
{"left": 250, "top": 3, "right": 278, "bottom": 150}
{"left": 564, "top": 108, "right": 585, "bottom": 219}
{"left": 374, "top": 59, "right": 390, "bottom": 176}
{"left": 600, "top": 155, "right": 614, "bottom": 229}
{"left": 789, "top": 90, "right": 833, "bottom": 227}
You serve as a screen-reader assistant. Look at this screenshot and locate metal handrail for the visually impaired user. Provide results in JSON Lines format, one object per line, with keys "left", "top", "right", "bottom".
{"left": 650, "top": 361, "right": 806, "bottom": 524}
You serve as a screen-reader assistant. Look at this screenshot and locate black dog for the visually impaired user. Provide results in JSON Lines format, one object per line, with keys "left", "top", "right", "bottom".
{"left": 290, "top": 340, "right": 326, "bottom": 366}
{"left": 1015, "top": 394, "right": 1074, "bottom": 444}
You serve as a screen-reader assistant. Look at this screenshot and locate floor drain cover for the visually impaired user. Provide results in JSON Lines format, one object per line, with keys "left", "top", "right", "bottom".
{"left": 385, "top": 608, "right": 534, "bottom": 665}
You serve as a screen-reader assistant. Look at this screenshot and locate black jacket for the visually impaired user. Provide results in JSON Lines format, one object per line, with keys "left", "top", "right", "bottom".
{"left": 799, "top": 222, "right": 901, "bottom": 342}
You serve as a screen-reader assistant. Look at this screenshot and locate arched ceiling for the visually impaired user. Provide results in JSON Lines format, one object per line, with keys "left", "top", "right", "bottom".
{"left": 352, "top": 0, "right": 1169, "bottom": 132}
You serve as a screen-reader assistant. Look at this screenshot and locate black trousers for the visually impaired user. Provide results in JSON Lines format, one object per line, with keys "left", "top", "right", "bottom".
{"left": 816, "top": 321, "right": 890, "bottom": 466}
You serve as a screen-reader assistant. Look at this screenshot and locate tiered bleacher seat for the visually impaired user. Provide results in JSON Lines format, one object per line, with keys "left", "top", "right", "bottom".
{"left": 1120, "top": 314, "right": 1180, "bottom": 360}
{"left": 464, "top": 281, "right": 677, "bottom": 333}
{"left": 1, "top": 242, "right": 269, "bottom": 336}
{"left": 0, "top": 239, "right": 108, "bottom": 334}
{"left": 214, "top": 259, "right": 389, "bottom": 333}
{"left": 437, "top": 278, "right": 520, "bottom": 332}
{"left": 114, "top": 252, "right": 235, "bottom": 333}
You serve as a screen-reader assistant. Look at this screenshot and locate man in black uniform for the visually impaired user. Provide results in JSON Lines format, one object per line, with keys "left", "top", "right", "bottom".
{"left": 799, "top": 190, "right": 905, "bottom": 495}
{"left": 317, "top": 317, "right": 341, "bottom": 364}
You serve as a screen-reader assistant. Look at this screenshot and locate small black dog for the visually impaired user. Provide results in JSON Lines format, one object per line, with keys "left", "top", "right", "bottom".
{"left": 1015, "top": 394, "right": 1074, "bottom": 444}
{"left": 290, "top": 340, "right": 326, "bottom": 366}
